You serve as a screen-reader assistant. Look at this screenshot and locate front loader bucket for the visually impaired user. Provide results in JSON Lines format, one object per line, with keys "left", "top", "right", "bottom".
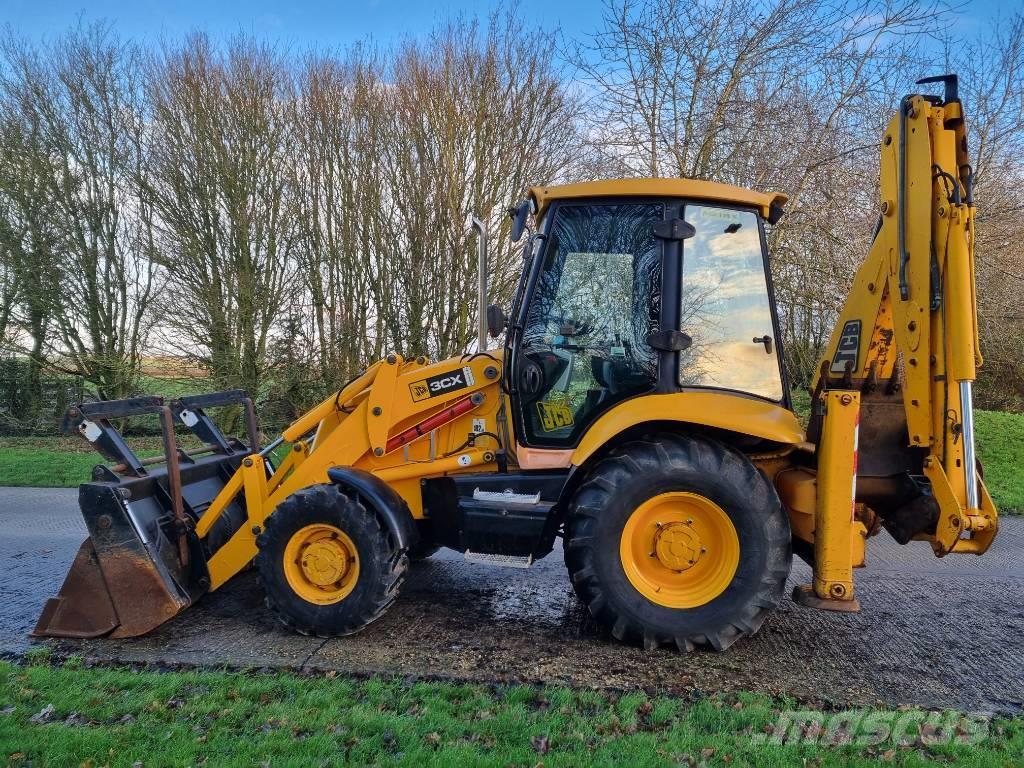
{"left": 33, "top": 539, "right": 119, "bottom": 639}
{"left": 33, "top": 486, "right": 196, "bottom": 639}
{"left": 32, "top": 392, "right": 258, "bottom": 640}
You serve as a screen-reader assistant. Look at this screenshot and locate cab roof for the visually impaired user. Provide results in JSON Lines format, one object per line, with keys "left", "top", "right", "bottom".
{"left": 529, "top": 178, "right": 788, "bottom": 220}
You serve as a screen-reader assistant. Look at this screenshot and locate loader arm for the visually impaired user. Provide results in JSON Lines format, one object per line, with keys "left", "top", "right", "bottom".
{"left": 799, "top": 75, "right": 997, "bottom": 608}
{"left": 195, "top": 353, "right": 503, "bottom": 589}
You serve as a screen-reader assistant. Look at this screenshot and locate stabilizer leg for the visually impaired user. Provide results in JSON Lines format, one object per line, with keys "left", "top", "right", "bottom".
{"left": 793, "top": 390, "right": 863, "bottom": 613}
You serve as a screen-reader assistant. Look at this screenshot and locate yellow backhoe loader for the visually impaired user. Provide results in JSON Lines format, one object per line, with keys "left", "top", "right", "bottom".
{"left": 34, "top": 74, "right": 997, "bottom": 651}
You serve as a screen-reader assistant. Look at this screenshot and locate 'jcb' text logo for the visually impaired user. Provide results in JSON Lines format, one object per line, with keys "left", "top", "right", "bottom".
{"left": 537, "top": 400, "right": 574, "bottom": 432}
{"left": 830, "top": 320, "right": 861, "bottom": 374}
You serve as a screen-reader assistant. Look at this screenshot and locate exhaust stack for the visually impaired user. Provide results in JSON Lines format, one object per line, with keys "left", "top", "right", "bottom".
{"left": 471, "top": 214, "right": 488, "bottom": 351}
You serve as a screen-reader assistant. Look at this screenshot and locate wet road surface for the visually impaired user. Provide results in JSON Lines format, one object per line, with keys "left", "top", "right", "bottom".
{"left": 2, "top": 487, "right": 1022, "bottom": 714}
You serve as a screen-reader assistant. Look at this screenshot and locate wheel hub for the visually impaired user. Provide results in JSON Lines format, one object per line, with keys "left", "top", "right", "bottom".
{"left": 653, "top": 522, "right": 702, "bottom": 571}
{"left": 619, "top": 492, "right": 740, "bottom": 609}
{"left": 300, "top": 538, "right": 352, "bottom": 587}
{"left": 283, "top": 523, "right": 360, "bottom": 605}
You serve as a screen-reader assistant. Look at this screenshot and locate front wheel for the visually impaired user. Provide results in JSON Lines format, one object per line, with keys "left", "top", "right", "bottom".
{"left": 255, "top": 484, "right": 408, "bottom": 637}
{"left": 565, "top": 434, "right": 790, "bottom": 651}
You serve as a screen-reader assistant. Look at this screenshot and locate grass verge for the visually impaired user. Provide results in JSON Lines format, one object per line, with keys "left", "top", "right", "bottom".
{"left": 0, "top": 436, "right": 197, "bottom": 489}
{"left": 1, "top": 658, "right": 1020, "bottom": 767}
{"left": 974, "top": 410, "right": 1024, "bottom": 514}
{"left": 0, "top": 443, "right": 98, "bottom": 488}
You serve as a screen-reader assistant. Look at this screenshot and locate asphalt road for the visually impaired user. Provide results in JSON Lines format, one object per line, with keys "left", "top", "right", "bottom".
{"left": 2, "top": 487, "right": 1022, "bottom": 714}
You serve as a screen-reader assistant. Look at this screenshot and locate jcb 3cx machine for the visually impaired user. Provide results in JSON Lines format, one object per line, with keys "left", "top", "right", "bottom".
{"left": 36, "top": 75, "right": 996, "bottom": 652}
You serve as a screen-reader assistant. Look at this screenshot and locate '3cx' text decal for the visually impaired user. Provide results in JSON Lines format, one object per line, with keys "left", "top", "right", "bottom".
{"left": 409, "top": 366, "right": 476, "bottom": 402}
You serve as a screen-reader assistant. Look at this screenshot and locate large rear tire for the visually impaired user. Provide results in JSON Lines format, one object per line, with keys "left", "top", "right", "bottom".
{"left": 256, "top": 484, "right": 408, "bottom": 637}
{"left": 565, "top": 434, "right": 790, "bottom": 651}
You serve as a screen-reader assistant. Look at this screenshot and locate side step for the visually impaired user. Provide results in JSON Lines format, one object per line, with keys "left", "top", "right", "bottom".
{"left": 471, "top": 488, "right": 544, "bottom": 508}
{"left": 464, "top": 550, "right": 534, "bottom": 569}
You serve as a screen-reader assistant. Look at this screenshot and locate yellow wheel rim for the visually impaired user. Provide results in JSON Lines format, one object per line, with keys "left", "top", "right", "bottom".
{"left": 283, "top": 524, "right": 360, "bottom": 605}
{"left": 619, "top": 492, "right": 739, "bottom": 609}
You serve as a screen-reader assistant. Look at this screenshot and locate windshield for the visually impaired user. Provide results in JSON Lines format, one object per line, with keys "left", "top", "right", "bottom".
{"left": 678, "top": 205, "right": 783, "bottom": 400}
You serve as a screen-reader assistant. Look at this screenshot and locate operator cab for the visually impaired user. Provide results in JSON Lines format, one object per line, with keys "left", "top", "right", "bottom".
{"left": 504, "top": 179, "right": 789, "bottom": 450}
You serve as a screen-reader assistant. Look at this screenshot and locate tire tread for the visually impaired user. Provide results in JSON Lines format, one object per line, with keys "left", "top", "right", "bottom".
{"left": 255, "top": 484, "right": 409, "bottom": 638}
{"left": 565, "top": 433, "right": 790, "bottom": 652}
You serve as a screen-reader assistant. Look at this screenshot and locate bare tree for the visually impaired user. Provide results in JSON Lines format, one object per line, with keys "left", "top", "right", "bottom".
{"left": 370, "top": 14, "right": 584, "bottom": 359}
{"left": 0, "top": 113, "right": 60, "bottom": 404}
{"left": 290, "top": 47, "right": 386, "bottom": 388}
{"left": 145, "top": 34, "right": 298, "bottom": 398}
{"left": 0, "top": 23, "right": 158, "bottom": 399}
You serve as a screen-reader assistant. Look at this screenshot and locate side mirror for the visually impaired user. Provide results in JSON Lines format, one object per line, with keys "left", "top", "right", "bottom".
{"left": 486, "top": 304, "right": 507, "bottom": 338}
{"left": 509, "top": 200, "right": 530, "bottom": 243}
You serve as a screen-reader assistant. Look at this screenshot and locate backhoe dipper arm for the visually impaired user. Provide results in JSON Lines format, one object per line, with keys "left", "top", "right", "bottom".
{"left": 809, "top": 74, "right": 996, "bottom": 574}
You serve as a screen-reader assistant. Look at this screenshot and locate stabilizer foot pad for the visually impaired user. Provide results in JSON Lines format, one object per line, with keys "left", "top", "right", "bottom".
{"left": 792, "top": 584, "right": 861, "bottom": 613}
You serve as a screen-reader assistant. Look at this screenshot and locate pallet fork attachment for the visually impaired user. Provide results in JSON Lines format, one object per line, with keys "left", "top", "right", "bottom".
{"left": 32, "top": 391, "right": 258, "bottom": 639}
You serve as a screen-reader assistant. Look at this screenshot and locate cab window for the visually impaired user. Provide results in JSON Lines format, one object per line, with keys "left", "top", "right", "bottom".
{"left": 679, "top": 205, "right": 783, "bottom": 400}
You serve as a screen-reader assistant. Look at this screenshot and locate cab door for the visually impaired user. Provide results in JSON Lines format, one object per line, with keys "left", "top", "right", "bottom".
{"left": 510, "top": 201, "right": 663, "bottom": 448}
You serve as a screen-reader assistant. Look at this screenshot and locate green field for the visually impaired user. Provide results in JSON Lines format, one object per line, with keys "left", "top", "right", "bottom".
{"left": 974, "top": 411, "right": 1024, "bottom": 514}
{"left": 2, "top": 409, "right": 1021, "bottom": 513}
{"left": 1, "top": 657, "right": 1020, "bottom": 767}
{"left": 0, "top": 436, "right": 175, "bottom": 489}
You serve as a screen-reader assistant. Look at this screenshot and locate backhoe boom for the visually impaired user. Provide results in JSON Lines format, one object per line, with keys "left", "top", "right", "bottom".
{"left": 808, "top": 74, "right": 995, "bottom": 605}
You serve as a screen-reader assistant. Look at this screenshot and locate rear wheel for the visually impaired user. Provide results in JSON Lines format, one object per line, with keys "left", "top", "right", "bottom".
{"left": 565, "top": 434, "right": 790, "bottom": 651}
{"left": 256, "top": 484, "right": 407, "bottom": 637}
